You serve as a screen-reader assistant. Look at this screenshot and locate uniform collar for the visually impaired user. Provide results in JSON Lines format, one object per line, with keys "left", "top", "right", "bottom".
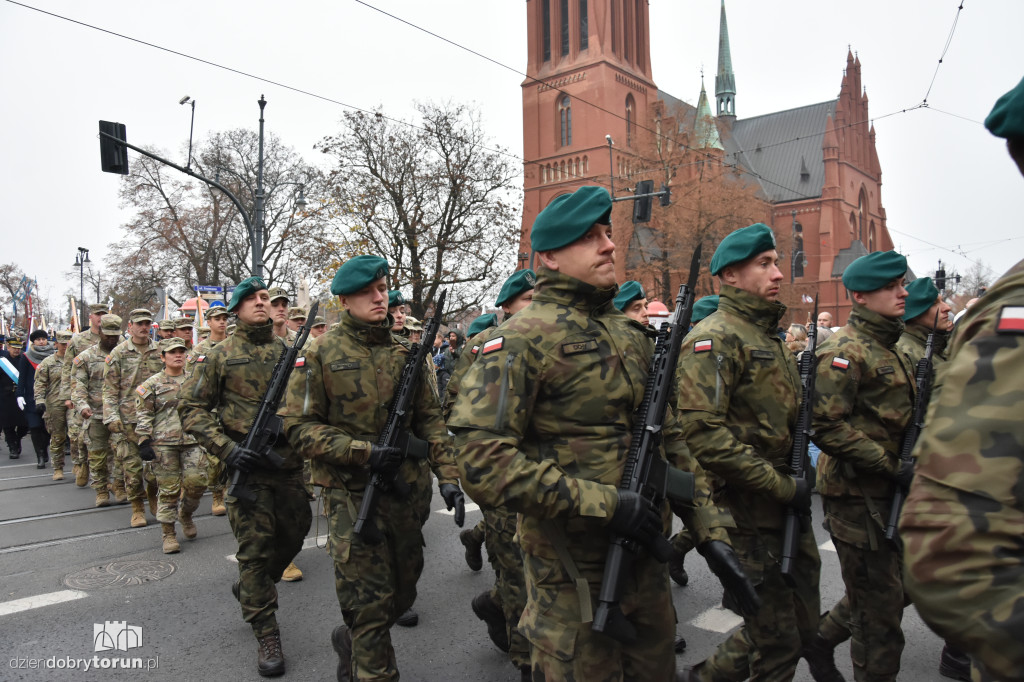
{"left": 340, "top": 310, "right": 394, "bottom": 346}
{"left": 235, "top": 319, "right": 276, "bottom": 345}
{"left": 532, "top": 266, "right": 617, "bottom": 315}
{"left": 848, "top": 304, "right": 904, "bottom": 348}
{"left": 904, "top": 323, "right": 950, "bottom": 358}
{"left": 717, "top": 284, "right": 787, "bottom": 335}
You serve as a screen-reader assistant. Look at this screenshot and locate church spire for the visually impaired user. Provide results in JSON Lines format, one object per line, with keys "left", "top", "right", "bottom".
{"left": 696, "top": 78, "right": 723, "bottom": 150}
{"left": 715, "top": 0, "right": 736, "bottom": 119}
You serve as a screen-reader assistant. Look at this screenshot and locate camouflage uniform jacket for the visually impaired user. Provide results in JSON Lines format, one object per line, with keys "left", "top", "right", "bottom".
{"left": 33, "top": 352, "right": 64, "bottom": 408}
{"left": 135, "top": 371, "right": 195, "bottom": 445}
{"left": 60, "top": 330, "right": 100, "bottom": 402}
{"left": 179, "top": 319, "right": 302, "bottom": 471}
{"left": 71, "top": 344, "right": 109, "bottom": 416}
{"left": 900, "top": 258, "right": 1024, "bottom": 681}
{"left": 279, "top": 310, "right": 458, "bottom": 491}
{"left": 813, "top": 305, "right": 913, "bottom": 499}
{"left": 896, "top": 324, "right": 950, "bottom": 393}
{"left": 675, "top": 284, "right": 802, "bottom": 529}
{"left": 102, "top": 338, "right": 162, "bottom": 428}
{"left": 449, "top": 268, "right": 727, "bottom": 564}
{"left": 442, "top": 326, "right": 500, "bottom": 421}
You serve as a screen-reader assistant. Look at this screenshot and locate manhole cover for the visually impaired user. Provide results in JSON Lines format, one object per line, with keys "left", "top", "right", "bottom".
{"left": 64, "top": 560, "right": 176, "bottom": 590}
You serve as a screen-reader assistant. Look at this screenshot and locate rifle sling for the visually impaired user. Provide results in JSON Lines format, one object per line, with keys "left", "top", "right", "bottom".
{"left": 541, "top": 520, "right": 594, "bottom": 625}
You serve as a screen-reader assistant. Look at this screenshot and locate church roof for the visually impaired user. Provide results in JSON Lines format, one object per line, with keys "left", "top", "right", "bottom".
{"left": 695, "top": 82, "right": 724, "bottom": 150}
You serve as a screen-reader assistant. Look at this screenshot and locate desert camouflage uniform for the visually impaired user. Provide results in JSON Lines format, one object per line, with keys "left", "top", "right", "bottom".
{"left": 188, "top": 337, "right": 226, "bottom": 497}
{"left": 450, "top": 268, "right": 730, "bottom": 681}
{"left": 180, "top": 319, "right": 312, "bottom": 639}
{"left": 813, "top": 305, "right": 913, "bottom": 682}
{"left": 103, "top": 338, "right": 162, "bottom": 501}
{"left": 135, "top": 370, "right": 207, "bottom": 524}
{"left": 901, "top": 258, "right": 1024, "bottom": 682}
{"left": 72, "top": 344, "right": 113, "bottom": 493}
{"left": 34, "top": 352, "right": 67, "bottom": 467}
{"left": 280, "top": 311, "right": 459, "bottom": 682}
{"left": 61, "top": 330, "right": 100, "bottom": 469}
{"left": 676, "top": 284, "right": 821, "bottom": 681}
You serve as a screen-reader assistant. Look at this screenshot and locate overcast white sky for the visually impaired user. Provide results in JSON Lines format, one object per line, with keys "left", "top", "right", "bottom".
{"left": 2, "top": 0, "right": 1022, "bottom": 318}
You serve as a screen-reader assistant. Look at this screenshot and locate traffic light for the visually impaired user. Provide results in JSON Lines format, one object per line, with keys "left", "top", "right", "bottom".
{"left": 99, "top": 121, "right": 129, "bottom": 175}
{"left": 659, "top": 183, "right": 671, "bottom": 206}
{"left": 935, "top": 261, "right": 946, "bottom": 292}
{"left": 633, "top": 180, "right": 653, "bottom": 223}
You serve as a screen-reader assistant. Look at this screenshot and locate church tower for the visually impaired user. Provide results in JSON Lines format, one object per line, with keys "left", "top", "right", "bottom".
{"left": 519, "top": 0, "right": 658, "bottom": 267}
{"left": 715, "top": 0, "right": 736, "bottom": 122}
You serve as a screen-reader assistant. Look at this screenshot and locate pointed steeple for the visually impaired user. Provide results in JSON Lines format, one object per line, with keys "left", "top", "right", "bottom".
{"left": 695, "top": 78, "right": 723, "bottom": 150}
{"left": 715, "top": 0, "right": 736, "bottom": 120}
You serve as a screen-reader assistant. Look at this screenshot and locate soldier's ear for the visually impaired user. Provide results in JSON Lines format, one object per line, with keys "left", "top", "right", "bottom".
{"left": 536, "top": 250, "right": 558, "bottom": 271}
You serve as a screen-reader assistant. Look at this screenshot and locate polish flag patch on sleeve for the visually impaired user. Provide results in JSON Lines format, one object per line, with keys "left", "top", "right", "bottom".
{"left": 294, "top": 357, "right": 305, "bottom": 368}
{"left": 831, "top": 357, "right": 850, "bottom": 371}
{"left": 195, "top": 355, "right": 206, "bottom": 363}
{"left": 996, "top": 306, "right": 1024, "bottom": 333}
{"left": 694, "top": 339, "right": 713, "bottom": 353}
{"left": 482, "top": 337, "right": 504, "bottom": 354}
{"left": 470, "top": 345, "right": 480, "bottom": 355}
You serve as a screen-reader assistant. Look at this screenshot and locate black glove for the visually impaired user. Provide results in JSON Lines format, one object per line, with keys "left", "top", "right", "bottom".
{"left": 36, "top": 403, "right": 46, "bottom": 416}
{"left": 368, "top": 445, "right": 403, "bottom": 477}
{"left": 893, "top": 460, "right": 915, "bottom": 489}
{"left": 607, "top": 491, "right": 664, "bottom": 549}
{"left": 224, "top": 444, "right": 261, "bottom": 473}
{"left": 138, "top": 439, "right": 156, "bottom": 462}
{"left": 698, "top": 540, "right": 761, "bottom": 616}
{"left": 788, "top": 477, "right": 812, "bottom": 514}
{"left": 439, "top": 483, "right": 466, "bottom": 527}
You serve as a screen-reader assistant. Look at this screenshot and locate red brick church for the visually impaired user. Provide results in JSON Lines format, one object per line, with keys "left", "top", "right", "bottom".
{"left": 518, "top": 0, "right": 895, "bottom": 325}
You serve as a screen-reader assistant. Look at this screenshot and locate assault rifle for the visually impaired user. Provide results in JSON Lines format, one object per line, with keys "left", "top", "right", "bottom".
{"left": 591, "top": 246, "right": 701, "bottom": 644}
{"left": 884, "top": 310, "right": 939, "bottom": 542}
{"left": 354, "top": 289, "right": 448, "bottom": 544}
{"left": 781, "top": 297, "right": 820, "bottom": 584}
{"left": 227, "top": 300, "right": 319, "bottom": 503}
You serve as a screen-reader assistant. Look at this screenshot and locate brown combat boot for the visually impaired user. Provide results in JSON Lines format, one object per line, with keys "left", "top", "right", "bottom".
{"left": 281, "top": 562, "right": 303, "bottom": 582}
{"left": 75, "top": 462, "right": 89, "bottom": 487}
{"left": 179, "top": 496, "right": 200, "bottom": 539}
{"left": 211, "top": 489, "right": 227, "bottom": 516}
{"left": 161, "top": 523, "right": 180, "bottom": 554}
{"left": 256, "top": 630, "right": 285, "bottom": 677}
{"left": 130, "top": 499, "right": 147, "bottom": 527}
{"left": 53, "top": 468, "right": 64, "bottom": 481}
{"left": 112, "top": 480, "right": 128, "bottom": 505}
{"left": 95, "top": 490, "right": 110, "bottom": 507}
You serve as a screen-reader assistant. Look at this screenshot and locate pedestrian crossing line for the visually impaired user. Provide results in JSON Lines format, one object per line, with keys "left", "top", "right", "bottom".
{"left": 819, "top": 539, "right": 836, "bottom": 553}
{"left": 688, "top": 606, "right": 744, "bottom": 633}
{"left": 0, "top": 589, "right": 88, "bottom": 617}
{"left": 226, "top": 534, "right": 328, "bottom": 563}
{"left": 435, "top": 502, "right": 480, "bottom": 516}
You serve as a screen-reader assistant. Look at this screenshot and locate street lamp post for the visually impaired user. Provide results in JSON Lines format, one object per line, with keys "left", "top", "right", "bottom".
{"left": 253, "top": 95, "right": 267, "bottom": 279}
{"left": 179, "top": 95, "right": 196, "bottom": 171}
{"left": 72, "top": 247, "right": 90, "bottom": 330}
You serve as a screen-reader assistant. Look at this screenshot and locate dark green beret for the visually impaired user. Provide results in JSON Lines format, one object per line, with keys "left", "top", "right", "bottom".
{"left": 710, "top": 223, "right": 778, "bottom": 276}
{"left": 228, "top": 276, "right": 268, "bottom": 312}
{"left": 613, "top": 280, "right": 645, "bottom": 311}
{"left": 842, "top": 251, "right": 907, "bottom": 292}
{"left": 467, "top": 313, "right": 498, "bottom": 338}
{"left": 691, "top": 295, "right": 720, "bottom": 324}
{"left": 902, "top": 277, "right": 940, "bottom": 322}
{"left": 531, "top": 186, "right": 612, "bottom": 251}
{"left": 495, "top": 269, "right": 536, "bottom": 307}
{"left": 388, "top": 290, "right": 405, "bottom": 308}
{"left": 985, "top": 76, "right": 1024, "bottom": 139}
{"left": 331, "top": 255, "right": 389, "bottom": 296}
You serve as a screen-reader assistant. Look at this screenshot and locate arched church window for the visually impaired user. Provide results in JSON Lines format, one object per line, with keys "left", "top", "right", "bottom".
{"left": 559, "top": 96, "right": 572, "bottom": 147}
{"left": 857, "top": 189, "right": 867, "bottom": 243}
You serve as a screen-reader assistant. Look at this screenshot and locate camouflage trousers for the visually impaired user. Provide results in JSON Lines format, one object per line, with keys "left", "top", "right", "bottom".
{"left": 521, "top": 550, "right": 676, "bottom": 681}
{"left": 691, "top": 626, "right": 755, "bottom": 682}
{"left": 823, "top": 497, "right": 905, "bottom": 682}
{"left": 111, "top": 426, "right": 144, "bottom": 501}
{"left": 44, "top": 403, "right": 67, "bottom": 468}
{"left": 67, "top": 406, "right": 86, "bottom": 466}
{"left": 206, "top": 448, "right": 225, "bottom": 495}
{"left": 483, "top": 506, "right": 529, "bottom": 669}
{"left": 86, "top": 418, "right": 112, "bottom": 493}
{"left": 152, "top": 444, "right": 209, "bottom": 524}
{"left": 324, "top": 474, "right": 432, "bottom": 682}
{"left": 227, "top": 468, "right": 312, "bottom": 638}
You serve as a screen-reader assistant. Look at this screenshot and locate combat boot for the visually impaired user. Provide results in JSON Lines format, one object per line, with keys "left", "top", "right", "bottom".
{"left": 161, "top": 523, "right": 180, "bottom": 554}
{"left": 331, "top": 624, "right": 352, "bottom": 682}
{"left": 179, "top": 496, "right": 200, "bottom": 540}
{"left": 256, "top": 630, "right": 285, "bottom": 677}
{"left": 53, "top": 468, "right": 64, "bottom": 481}
{"left": 939, "top": 644, "right": 971, "bottom": 681}
{"left": 396, "top": 608, "right": 418, "bottom": 627}
{"left": 95, "top": 490, "right": 110, "bottom": 507}
{"left": 112, "top": 479, "right": 128, "bottom": 505}
{"left": 669, "top": 553, "right": 689, "bottom": 587}
{"left": 459, "top": 526, "right": 484, "bottom": 571}
{"left": 129, "top": 499, "right": 147, "bottom": 528}
{"left": 281, "top": 562, "right": 303, "bottom": 582}
{"left": 803, "top": 634, "right": 846, "bottom": 682}
{"left": 75, "top": 461, "right": 89, "bottom": 487}
{"left": 471, "top": 591, "right": 508, "bottom": 652}
{"left": 211, "top": 489, "right": 227, "bottom": 516}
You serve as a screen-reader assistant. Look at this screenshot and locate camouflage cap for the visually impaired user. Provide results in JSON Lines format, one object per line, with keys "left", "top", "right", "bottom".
{"left": 227, "top": 323, "right": 237, "bottom": 335}
{"left": 405, "top": 316, "right": 422, "bottom": 332}
{"left": 99, "top": 314, "right": 123, "bottom": 336}
{"left": 842, "top": 250, "right": 907, "bottom": 292}
{"left": 227, "top": 276, "right": 269, "bottom": 312}
{"left": 329, "top": 322, "right": 340, "bottom": 331}
{"left": 311, "top": 316, "right": 327, "bottom": 327}
{"left": 89, "top": 303, "right": 110, "bottom": 315}
{"left": 128, "top": 308, "right": 153, "bottom": 323}
{"left": 198, "top": 326, "right": 210, "bottom": 335}
{"left": 531, "top": 186, "right": 613, "bottom": 251}
{"left": 710, "top": 223, "right": 777, "bottom": 276}
{"left": 157, "top": 319, "right": 176, "bottom": 331}
{"left": 158, "top": 337, "right": 188, "bottom": 353}
{"left": 267, "top": 286, "right": 290, "bottom": 304}
{"left": 55, "top": 330, "right": 74, "bottom": 343}
{"left": 174, "top": 317, "right": 194, "bottom": 330}
{"left": 388, "top": 290, "right": 405, "bottom": 308}
{"left": 467, "top": 313, "right": 498, "bottom": 338}
{"left": 288, "top": 306, "right": 308, "bottom": 320}
{"left": 495, "top": 269, "right": 536, "bottom": 307}
{"left": 984, "top": 75, "right": 1024, "bottom": 139}
{"left": 691, "top": 295, "right": 721, "bottom": 324}
{"left": 902, "top": 277, "right": 940, "bottom": 322}
{"left": 613, "top": 280, "right": 645, "bottom": 311}
{"left": 331, "top": 255, "right": 389, "bottom": 296}
{"left": 205, "top": 305, "right": 230, "bottom": 319}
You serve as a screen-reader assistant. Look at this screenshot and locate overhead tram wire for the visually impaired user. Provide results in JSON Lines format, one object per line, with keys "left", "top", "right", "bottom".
{"left": 922, "top": 1, "right": 966, "bottom": 105}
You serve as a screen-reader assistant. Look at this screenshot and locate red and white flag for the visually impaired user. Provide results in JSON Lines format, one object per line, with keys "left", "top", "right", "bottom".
{"left": 996, "top": 306, "right": 1024, "bottom": 333}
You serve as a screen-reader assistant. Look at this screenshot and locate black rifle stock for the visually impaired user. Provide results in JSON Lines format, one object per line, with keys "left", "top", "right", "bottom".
{"left": 781, "top": 298, "right": 820, "bottom": 584}
{"left": 354, "top": 289, "right": 448, "bottom": 544}
{"left": 591, "top": 245, "right": 701, "bottom": 644}
{"left": 227, "top": 300, "right": 319, "bottom": 504}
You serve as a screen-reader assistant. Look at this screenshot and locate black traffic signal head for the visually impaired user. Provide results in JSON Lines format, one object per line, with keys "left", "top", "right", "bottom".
{"left": 99, "top": 121, "right": 129, "bottom": 175}
{"left": 633, "top": 180, "right": 653, "bottom": 223}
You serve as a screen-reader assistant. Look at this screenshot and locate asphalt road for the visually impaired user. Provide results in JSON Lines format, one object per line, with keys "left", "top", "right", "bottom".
{"left": 0, "top": 438, "right": 950, "bottom": 682}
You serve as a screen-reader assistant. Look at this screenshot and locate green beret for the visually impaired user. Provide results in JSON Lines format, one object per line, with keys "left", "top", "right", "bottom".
{"left": 99, "top": 314, "right": 123, "bottom": 336}
{"left": 128, "top": 308, "right": 153, "bottom": 323}
{"left": 613, "top": 281, "right": 645, "bottom": 311}
{"left": 331, "top": 255, "right": 389, "bottom": 296}
{"left": 842, "top": 251, "right": 907, "bottom": 292}
{"left": 388, "top": 291, "right": 406, "bottom": 308}
{"left": 228, "top": 276, "right": 268, "bottom": 312}
{"left": 56, "top": 330, "right": 74, "bottom": 343}
{"left": 531, "top": 186, "right": 613, "bottom": 251}
{"left": 206, "top": 305, "right": 229, "bottom": 318}
{"left": 467, "top": 313, "right": 498, "bottom": 338}
{"left": 710, "top": 223, "right": 777, "bottom": 276}
{"left": 985, "top": 76, "right": 1024, "bottom": 139}
{"left": 691, "top": 295, "right": 720, "bottom": 324}
{"left": 902, "top": 277, "right": 940, "bottom": 322}
{"left": 159, "top": 337, "right": 188, "bottom": 353}
{"left": 495, "top": 269, "right": 537, "bottom": 307}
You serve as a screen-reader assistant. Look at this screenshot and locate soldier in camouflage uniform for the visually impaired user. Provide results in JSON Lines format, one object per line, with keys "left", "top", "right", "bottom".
{"left": 172, "top": 317, "right": 194, "bottom": 350}
{"left": 34, "top": 330, "right": 73, "bottom": 480}
{"left": 268, "top": 287, "right": 298, "bottom": 345}
{"left": 62, "top": 302, "right": 108, "bottom": 486}
{"left": 180, "top": 276, "right": 312, "bottom": 677}
{"left": 103, "top": 308, "right": 163, "bottom": 528}
{"left": 676, "top": 223, "right": 819, "bottom": 682}
{"left": 287, "top": 307, "right": 307, "bottom": 333}
{"left": 613, "top": 280, "right": 649, "bottom": 326}
{"left": 156, "top": 319, "right": 175, "bottom": 340}
{"left": 449, "top": 187, "right": 755, "bottom": 682}
{"left": 387, "top": 291, "right": 408, "bottom": 338}
{"left": 812, "top": 251, "right": 914, "bottom": 682}
{"left": 279, "top": 255, "right": 466, "bottom": 682}
{"left": 188, "top": 305, "right": 230, "bottom": 516}
{"left": 309, "top": 316, "right": 328, "bottom": 340}
{"left": 135, "top": 337, "right": 208, "bottom": 554}
{"left": 72, "top": 314, "right": 123, "bottom": 507}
